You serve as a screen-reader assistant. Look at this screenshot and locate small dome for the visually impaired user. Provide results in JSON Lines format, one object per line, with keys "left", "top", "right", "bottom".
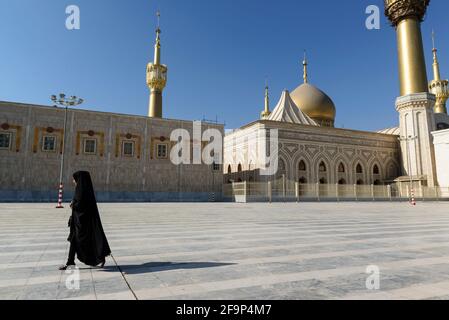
{"left": 267, "top": 90, "right": 318, "bottom": 126}
{"left": 290, "top": 83, "right": 336, "bottom": 127}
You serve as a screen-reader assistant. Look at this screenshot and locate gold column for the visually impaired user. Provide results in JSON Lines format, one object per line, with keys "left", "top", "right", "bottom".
{"left": 396, "top": 18, "right": 428, "bottom": 95}
{"left": 385, "top": 0, "right": 430, "bottom": 95}
{"left": 149, "top": 90, "right": 163, "bottom": 118}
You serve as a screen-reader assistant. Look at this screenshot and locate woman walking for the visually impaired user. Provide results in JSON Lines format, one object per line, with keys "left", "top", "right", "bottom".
{"left": 59, "top": 171, "right": 111, "bottom": 270}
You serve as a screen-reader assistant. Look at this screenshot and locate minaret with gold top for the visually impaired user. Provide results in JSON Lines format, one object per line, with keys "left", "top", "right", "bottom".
{"left": 429, "top": 31, "right": 448, "bottom": 115}
{"left": 385, "top": 0, "right": 437, "bottom": 186}
{"left": 147, "top": 11, "right": 167, "bottom": 118}
{"left": 260, "top": 83, "right": 271, "bottom": 119}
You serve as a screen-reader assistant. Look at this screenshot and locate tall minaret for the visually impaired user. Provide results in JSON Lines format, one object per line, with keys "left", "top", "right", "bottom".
{"left": 147, "top": 11, "right": 168, "bottom": 118}
{"left": 429, "top": 31, "right": 449, "bottom": 115}
{"left": 385, "top": 0, "right": 437, "bottom": 186}
{"left": 260, "top": 83, "right": 271, "bottom": 119}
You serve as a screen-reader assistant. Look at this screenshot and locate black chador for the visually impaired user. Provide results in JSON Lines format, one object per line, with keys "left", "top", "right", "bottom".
{"left": 60, "top": 171, "right": 111, "bottom": 270}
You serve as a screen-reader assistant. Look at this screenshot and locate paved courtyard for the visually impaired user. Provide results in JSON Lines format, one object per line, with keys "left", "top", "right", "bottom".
{"left": 1, "top": 202, "right": 449, "bottom": 300}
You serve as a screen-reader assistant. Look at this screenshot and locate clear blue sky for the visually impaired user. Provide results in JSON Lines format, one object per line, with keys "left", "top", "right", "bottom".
{"left": 1, "top": 0, "right": 448, "bottom": 131}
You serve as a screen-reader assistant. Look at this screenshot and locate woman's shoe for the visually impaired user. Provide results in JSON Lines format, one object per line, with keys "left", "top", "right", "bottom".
{"left": 59, "top": 264, "right": 75, "bottom": 271}
{"left": 99, "top": 259, "right": 105, "bottom": 268}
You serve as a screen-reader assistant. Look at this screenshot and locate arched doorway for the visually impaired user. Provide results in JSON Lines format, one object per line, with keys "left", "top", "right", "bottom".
{"left": 319, "top": 176, "right": 328, "bottom": 197}
{"left": 298, "top": 177, "right": 307, "bottom": 196}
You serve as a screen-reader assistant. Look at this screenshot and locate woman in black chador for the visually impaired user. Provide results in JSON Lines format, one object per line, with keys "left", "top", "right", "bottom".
{"left": 59, "top": 171, "right": 111, "bottom": 270}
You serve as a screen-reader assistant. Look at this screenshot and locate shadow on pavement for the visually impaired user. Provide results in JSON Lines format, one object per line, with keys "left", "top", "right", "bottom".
{"left": 101, "top": 261, "right": 236, "bottom": 274}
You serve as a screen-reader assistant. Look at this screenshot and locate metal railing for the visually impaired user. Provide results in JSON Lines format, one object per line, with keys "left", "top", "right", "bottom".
{"left": 223, "top": 178, "right": 449, "bottom": 203}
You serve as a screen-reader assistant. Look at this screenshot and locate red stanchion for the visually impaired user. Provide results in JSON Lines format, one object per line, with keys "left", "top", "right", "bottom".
{"left": 410, "top": 188, "right": 416, "bottom": 206}
{"left": 56, "top": 183, "right": 64, "bottom": 209}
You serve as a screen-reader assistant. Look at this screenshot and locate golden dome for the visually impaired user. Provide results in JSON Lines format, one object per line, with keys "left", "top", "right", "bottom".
{"left": 290, "top": 83, "right": 336, "bottom": 127}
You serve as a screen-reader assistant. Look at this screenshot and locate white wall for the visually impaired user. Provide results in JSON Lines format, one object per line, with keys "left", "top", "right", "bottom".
{"left": 432, "top": 128, "right": 449, "bottom": 187}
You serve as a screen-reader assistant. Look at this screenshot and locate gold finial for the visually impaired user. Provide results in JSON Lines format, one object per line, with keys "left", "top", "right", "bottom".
{"left": 261, "top": 79, "right": 271, "bottom": 119}
{"left": 155, "top": 11, "right": 161, "bottom": 40}
{"left": 154, "top": 11, "right": 161, "bottom": 65}
{"left": 432, "top": 30, "right": 441, "bottom": 81}
{"left": 432, "top": 29, "right": 436, "bottom": 49}
{"left": 303, "top": 51, "right": 308, "bottom": 84}
{"left": 265, "top": 82, "right": 269, "bottom": 112}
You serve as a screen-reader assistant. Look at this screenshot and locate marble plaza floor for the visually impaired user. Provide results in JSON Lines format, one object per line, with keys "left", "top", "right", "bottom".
{"left": 1, "top": 202, "right": 449, "bottom": 300}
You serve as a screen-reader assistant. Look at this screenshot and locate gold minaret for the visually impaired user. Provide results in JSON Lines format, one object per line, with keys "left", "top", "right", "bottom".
{"left": 260, "top": 83, "right": 271, "bottom": 119}
{"left": 385, "top": 0, "right": 430, "bottom": 96}
{"left": 385, "top": 0, "right": 438, "bottom": 187}
{"left": 429, "top": 31, "right": 448, "bottom": 114}
{"left": 147, "top": 11, "right": 167, "bottom": 118}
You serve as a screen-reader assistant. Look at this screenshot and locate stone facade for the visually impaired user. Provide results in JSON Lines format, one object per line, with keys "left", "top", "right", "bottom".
{"left": 224, "top": 120, "right": 401, "bottom": 185}
{"left": 396, "top": 93, "right": 438, "bottom": 187}
{"left": 432, "top": 128, "right": 449, "bottom": 187}
{"left": 0, "top": 101, "right": 223, "bottom": 202}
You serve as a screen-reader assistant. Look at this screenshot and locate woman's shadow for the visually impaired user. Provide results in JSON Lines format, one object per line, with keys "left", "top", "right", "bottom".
{"left": 101, "top": 261, "right": 236, "bottom": 274}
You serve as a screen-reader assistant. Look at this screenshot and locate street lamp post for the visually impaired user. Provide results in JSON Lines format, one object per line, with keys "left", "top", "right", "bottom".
{"left": 398, "top": 135, "right": 418, "bottom": 206}
{"left": 51, "top": 94, "right": 84, "bottom": 209}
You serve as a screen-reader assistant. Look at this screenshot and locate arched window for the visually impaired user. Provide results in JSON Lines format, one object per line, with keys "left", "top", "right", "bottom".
{"left": 237, "top": 164, "right": 242, "bottom": 173}
{"left": 298, "top": 160, "right": 306, "bottom": 171}
{"left": 356, "top": 179, "right": 364, "bottom": 185}
{"left": 319, "top": 161, "right": 327, "bottom": 173}
{"left": 319, "top": 178, "right": 327, "bottom": 184}
{"left": 356, "top": 163, "right": 363, "bottom": 174}
{"left": 299, "top": 177, "right": 307, "bottom": 184}
{"left": 338, "top": 163, "right": 345, "bottom": 173}
{"left": 373, "top": 164, "right": 380, "bottom": 175}
{"left": 227, "top": 165, "right": 232, "bottom": 174}
{"left": 338, "top": 178, "right": 346, "bottom": 185}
